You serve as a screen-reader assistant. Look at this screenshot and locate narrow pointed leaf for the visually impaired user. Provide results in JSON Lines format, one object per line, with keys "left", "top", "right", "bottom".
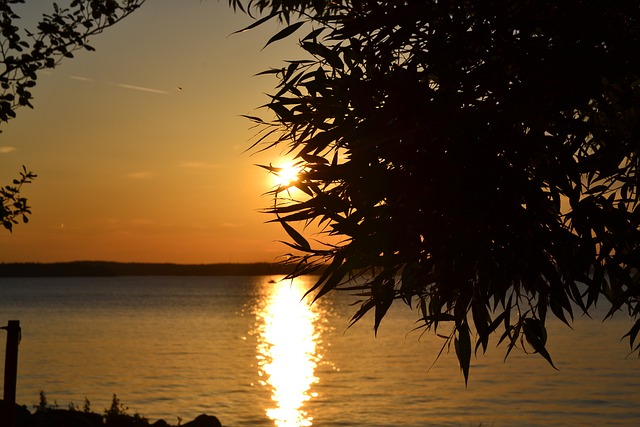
{"left": 239, "top": 114, "right": 265, "bottom": 124}
{"left": 622, "top": 318, "right": 640, "bottom": 351}
{"left": 254, "top": 68, "right": 283, "bottom": 77}
{"left": 455, "top": 323, "right": 472, "bottom": 385}
{"left": 279, "top": 219, "right": 311, "bottom": 251}
{"left": 302, "top": 27, "right": 325, "bottom": 41}
{"left": 374, "top": 278, "right": 395, "bottom": 335}
{"left": 523, "top": 318, "right": 558, "bottom": 370}
{"left": 230, "top": 11, "right": 278, "bottom": 35}
{"left": 263, "top": 21, "right": 305, "bottom": 49}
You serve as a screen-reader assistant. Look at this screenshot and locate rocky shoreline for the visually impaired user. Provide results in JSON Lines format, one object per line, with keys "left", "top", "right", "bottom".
{"left": 1, "top": 401, "right": 223, "bottom": 427}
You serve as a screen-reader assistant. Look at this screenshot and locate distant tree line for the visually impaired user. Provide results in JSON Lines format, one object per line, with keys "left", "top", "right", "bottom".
{"left": 0, "top": 261, "right": 301, "bottom": 277}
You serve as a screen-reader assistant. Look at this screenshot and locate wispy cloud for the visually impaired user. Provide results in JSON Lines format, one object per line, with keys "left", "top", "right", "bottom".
{"left": 109, "top": 82, "right": 170, "bottom": 95}
{"left": 179, "top": 161, "right": 223, "bottom": 169}
{"left": 126, "top": 171, "right": 153, "bottom": 179}
{"left": 0, "top": 146, "right": 16, "bottom": 154}
{"left": 69, "top": 75, "right": 94, "bottom": 82}
{"left": 67, "top": 74, "right": 169, "bottom": 95}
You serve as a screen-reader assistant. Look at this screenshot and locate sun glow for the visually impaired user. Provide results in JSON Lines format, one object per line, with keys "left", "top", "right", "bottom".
{"left": 271, "top": 161, "right": 302, "bottom": 188}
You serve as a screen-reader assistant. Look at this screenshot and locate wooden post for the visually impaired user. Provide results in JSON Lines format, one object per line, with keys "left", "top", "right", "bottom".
{"left": 2, "top": 320, "right": 20, "bottom": 427}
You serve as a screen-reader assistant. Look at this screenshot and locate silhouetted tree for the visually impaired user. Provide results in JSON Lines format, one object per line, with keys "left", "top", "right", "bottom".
{"left": 1, "top": 165, "right": 35, "bottom": 231}
{"left": 231, "top": 0, "right": 640, "bottom": 382}
{"left": 0, "top": 0, "right": 145, "bottom": 231}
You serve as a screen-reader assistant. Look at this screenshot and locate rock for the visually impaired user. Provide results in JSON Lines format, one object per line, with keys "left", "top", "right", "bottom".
{"left": 1, "top": 400, "right": 223, "bottom": 427}
{"left": 181, "top": 414, "right": 222, "bottom": 427}
{"left": 31, "top": 409, "right": 103, "bottom": 427}
{"left": 0, "top": 402, "right": 32, "bottom": 427}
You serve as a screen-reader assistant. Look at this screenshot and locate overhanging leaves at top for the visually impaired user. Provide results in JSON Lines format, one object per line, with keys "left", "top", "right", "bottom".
{"left": 0, "top": 0, "right": 146, "bottom": 128}
{"left": 0, "top": 0, "right": 145, "bottom": 233}
{"left": 234, "top": 0, "right": 640, "bottom": 381}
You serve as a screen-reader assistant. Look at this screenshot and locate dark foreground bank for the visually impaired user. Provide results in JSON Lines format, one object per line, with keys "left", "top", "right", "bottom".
{"left": 1, "top": 401, "right": 223, "bottom": 427}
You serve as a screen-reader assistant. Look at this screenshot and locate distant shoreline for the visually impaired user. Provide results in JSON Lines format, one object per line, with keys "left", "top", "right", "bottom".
{"left": 0, "top": 261, "right": 315, "bottom": 277}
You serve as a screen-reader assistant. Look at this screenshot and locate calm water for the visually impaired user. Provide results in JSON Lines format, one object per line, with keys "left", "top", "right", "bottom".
{"left": 0, "top": 276, "right": 639, "bottom": 426}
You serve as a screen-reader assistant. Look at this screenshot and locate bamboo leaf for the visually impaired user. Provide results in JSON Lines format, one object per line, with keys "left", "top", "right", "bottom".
{"left": 279, "top": 219, "right": 311, "bottom": 251}
{"left": 230, "top": 11, "right": 278, "bottom": 36}
{"left": 239, "top": 114, "right": 265, "bottom": 124}
{"left": 622, "top": 318, "right": 640, "bottom": 351}
{"left": 263, "top": 21, "right": 305, "bottom": 49}
{"left": 300, "top": 153, "right": 329, "bottom": 164}
{"left": 349, "top": 298, "right": 376, "bottom": 327}
{"left": 254, "top": 68, "right": 283, "bottom": 77}
{"left": 455, "top": 323, "right": 472, "bottom": 385}
{"left": 302, "top": 27, "right": 325, "bottom": 41}
{"left": 523, "top": 318, "right": 558, "bottom": 370}
{"left": 373, "top": 278, "right": 395, "bottom": 335}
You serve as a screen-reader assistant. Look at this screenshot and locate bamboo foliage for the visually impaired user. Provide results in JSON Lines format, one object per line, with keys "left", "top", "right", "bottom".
{"left": 232, "top": 0, "right": 640, "bottom": 382}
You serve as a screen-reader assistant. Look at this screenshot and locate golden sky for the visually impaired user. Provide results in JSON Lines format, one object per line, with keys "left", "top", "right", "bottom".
{"left": 0, "top": 0, "right": 303, "bottom": 264}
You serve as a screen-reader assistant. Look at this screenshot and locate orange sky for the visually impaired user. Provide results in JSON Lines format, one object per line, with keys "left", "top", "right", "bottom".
{"left": 0, "top": 0, "right": 306, "bottom": 264}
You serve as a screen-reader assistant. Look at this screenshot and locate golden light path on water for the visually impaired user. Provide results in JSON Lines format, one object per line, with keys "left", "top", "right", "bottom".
{"left": 255, "top": 278, "right": 323, "bottom": 427}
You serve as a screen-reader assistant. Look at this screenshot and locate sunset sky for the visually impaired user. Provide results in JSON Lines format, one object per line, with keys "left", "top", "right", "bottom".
{"left": 0, "top": 0, "right": 305, "bottom": 264}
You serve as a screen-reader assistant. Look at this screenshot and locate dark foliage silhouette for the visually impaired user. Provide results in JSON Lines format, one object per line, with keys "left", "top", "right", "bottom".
{"left": 1, "top": 165, "right": 35, "bottom": 231}
{"left": 0, "top": 0, "right": 145, "bottom": 232}
{"left": 231, "top": 0, "right": 640, "bottom": 382}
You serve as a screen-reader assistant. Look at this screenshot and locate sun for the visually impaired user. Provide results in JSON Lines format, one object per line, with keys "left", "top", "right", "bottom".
{"left": 271, "top": 161, "right": 302, "bottom": 188}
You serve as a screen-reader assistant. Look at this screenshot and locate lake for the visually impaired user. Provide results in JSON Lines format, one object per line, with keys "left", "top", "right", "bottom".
{"left": 0, "top": 276, "right": 639, "bottom": 426}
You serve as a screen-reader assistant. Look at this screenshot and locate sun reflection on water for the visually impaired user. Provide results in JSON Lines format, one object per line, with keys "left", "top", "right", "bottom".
{"left": 255, "top": 278, "right": 323, "bottom": 427}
